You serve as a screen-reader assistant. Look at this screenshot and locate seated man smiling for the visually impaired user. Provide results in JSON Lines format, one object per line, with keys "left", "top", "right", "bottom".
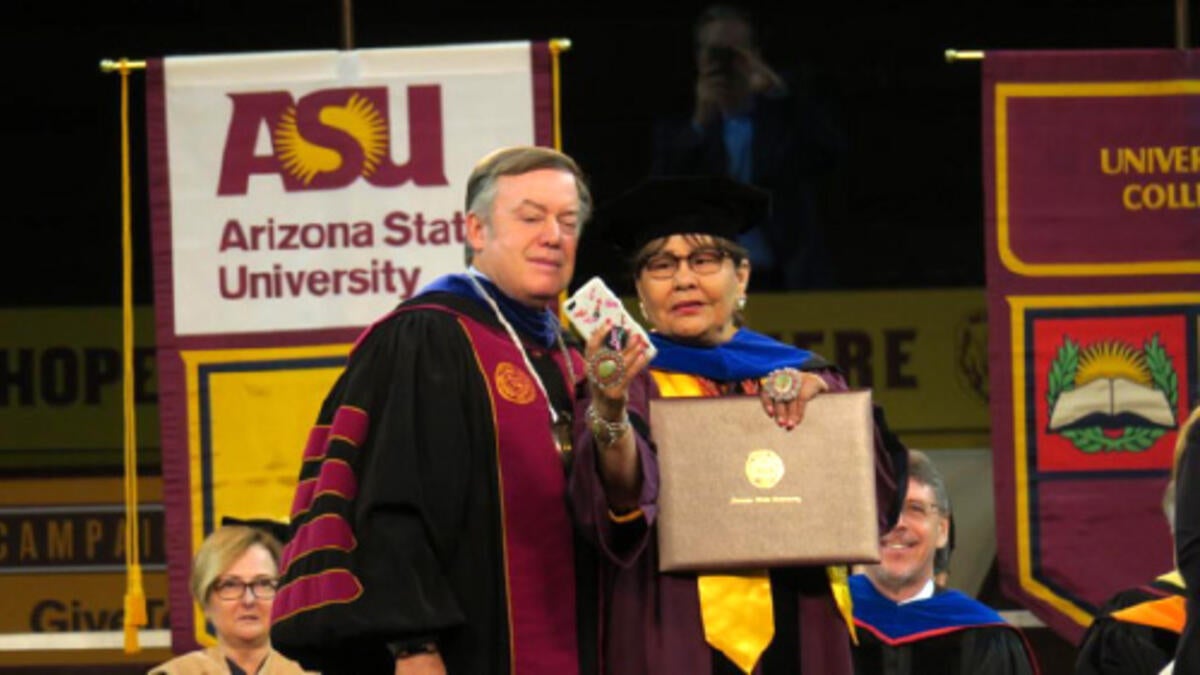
{"left": 850, "top": 450, "right": 1039, "bottom": 675}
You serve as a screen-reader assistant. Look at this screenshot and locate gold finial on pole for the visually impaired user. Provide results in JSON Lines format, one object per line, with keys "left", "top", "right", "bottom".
{"left": 550, "top": 38, "right": 572, "bottom": 54}
{"left": 945, "top": 49, "right": 985, "bottom": 63}
{"left": 100, "top": 58, "right": 147, "bottom": 73}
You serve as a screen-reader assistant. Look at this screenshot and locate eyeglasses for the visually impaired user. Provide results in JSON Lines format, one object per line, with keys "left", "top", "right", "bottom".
{"left": 901, "top": 499, "right": 943, "bottom": 521}
{"left": 211, "top": 577, "right": 279, "bottom": 601}
{"left": 641, "top": 248, "right": 729, "bottom": 280}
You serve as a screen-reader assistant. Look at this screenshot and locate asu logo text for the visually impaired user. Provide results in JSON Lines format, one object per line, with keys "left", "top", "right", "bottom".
{"left": 218, "top": 85, "right": 449, "bottom": 195}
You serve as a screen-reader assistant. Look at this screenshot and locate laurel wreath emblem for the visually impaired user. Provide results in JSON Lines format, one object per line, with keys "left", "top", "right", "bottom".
{"left": 1046, "top": 334, "right": 1177, "bottom": 453}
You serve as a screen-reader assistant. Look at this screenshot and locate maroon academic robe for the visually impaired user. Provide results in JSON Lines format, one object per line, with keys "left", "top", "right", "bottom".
{"left": 271, "top": 291, "right": 598, "bottom": 675}
{"left": 570, "top": 360, "right": 905, "bottom": 675}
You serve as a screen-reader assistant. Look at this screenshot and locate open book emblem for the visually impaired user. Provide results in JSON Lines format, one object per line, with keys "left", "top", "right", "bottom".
{"left": 1046, "top": 335, "right": 1178, "bottom": 452}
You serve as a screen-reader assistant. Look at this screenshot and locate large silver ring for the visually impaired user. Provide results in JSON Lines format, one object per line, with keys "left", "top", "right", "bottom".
{"left": 586, "top": 348, "right": 625, "bottom": 389}
{"left": 763, "top": 367, "right": 804, "bottom": 403}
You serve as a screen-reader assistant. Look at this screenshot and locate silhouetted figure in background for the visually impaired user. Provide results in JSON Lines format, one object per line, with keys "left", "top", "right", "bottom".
{"left": 650, "top": 4, "right": 846, "bottom": 291}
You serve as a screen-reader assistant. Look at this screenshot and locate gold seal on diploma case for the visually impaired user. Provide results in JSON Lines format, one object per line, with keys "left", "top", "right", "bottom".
{"left": 744, "top": 449, "right": 784, "bottom": 489}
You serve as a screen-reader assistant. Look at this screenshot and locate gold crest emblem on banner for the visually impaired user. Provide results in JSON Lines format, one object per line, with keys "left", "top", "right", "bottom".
{"left": 745, "top": 449, "right": 785, "bottom": 489}
{"left": 495, "top": 362, "right": 537, "bottom": 405}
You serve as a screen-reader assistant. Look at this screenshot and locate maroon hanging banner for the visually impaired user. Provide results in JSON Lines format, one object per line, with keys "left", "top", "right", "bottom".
{"left": 144, "top": 42, "right": 556, "bottom": 652}
{"left": 984, "top": 49, "right": 1200, "bottom": 642}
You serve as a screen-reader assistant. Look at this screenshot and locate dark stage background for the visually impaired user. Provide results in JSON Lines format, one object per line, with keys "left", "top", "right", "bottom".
{"left": 4, "top": 0, "right": 1188, "bottom": 306}
{"left": 1, "top": 3, "right": 1191, "bottom": 672}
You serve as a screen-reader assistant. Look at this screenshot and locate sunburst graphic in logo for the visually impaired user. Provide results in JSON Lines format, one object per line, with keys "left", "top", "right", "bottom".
{"left": 320, "top": 93, "right": 389, "bottom": 176}
{"left": 1046, "top": 335, "right": 1178, "bottom": 453}
{"left": 274, "top": 93, "right": 389, "bottom": 185}
{"left": 1075, "top": 341, "right": 1152, "bottom": 387}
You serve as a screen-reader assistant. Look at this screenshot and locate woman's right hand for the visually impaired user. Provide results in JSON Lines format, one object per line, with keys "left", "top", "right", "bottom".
{"left": 585, "top": 321, "right": 651, "bottom": 422}
{"left": 584, "top": 322, "right": 651, "bottom": 511}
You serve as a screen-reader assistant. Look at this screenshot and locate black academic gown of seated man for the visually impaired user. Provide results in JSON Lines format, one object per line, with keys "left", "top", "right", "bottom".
{"left": 1075, "top": 571, "right": 1186, "bottom": 675}
{"left": 850, "top": 574, "right": 1039, "bottom": 675}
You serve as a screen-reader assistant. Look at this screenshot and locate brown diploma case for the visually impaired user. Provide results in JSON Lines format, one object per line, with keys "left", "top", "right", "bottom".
{"left": 650, "top": 390, "right": 880, "bottom": 572}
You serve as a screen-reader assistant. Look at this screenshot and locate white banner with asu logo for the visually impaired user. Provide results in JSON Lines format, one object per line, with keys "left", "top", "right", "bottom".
{"left": 152, "top": 42, "right": 551, "bottom": 336}
{"left": 145, "top": 41, "right": 556, "bottom": 652}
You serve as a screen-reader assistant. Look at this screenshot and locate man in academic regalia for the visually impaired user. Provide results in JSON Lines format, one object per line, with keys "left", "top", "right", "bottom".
{"left": 850, "top": 450, "right": 1039, "bottom": 675}
{"left": 269, "top": 146, "right": 607, "bottom": 675}
{"left": 1075, "top": 477, "right": 1185, "bottom": 675}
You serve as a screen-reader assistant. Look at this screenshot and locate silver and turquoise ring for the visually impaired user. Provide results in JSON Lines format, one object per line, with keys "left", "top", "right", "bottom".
{"left": 586, "top": 348, "right": 625, "bottom": 389}
{"left": 763, "top": 367, "right": 804, "bottom": 403}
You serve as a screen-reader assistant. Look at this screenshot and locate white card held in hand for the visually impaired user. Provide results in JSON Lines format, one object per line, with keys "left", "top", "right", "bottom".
{"left": 564, "top": 276, "right": 657, "bottom": 360}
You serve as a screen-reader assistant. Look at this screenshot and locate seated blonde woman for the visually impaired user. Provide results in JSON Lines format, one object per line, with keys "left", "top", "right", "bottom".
{"left": 149, "top": 525, "right": 308, "bottom": 675}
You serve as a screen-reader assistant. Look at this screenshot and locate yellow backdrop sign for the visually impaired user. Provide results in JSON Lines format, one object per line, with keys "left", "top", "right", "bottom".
{"left": 744, "top": 289, "right": 988, "bottom": 449}
{"left": 0, "top": 307, "right": 159, "bottom": 471}
{"left": 0, "top": 477, "right": 172, "bottom": 667}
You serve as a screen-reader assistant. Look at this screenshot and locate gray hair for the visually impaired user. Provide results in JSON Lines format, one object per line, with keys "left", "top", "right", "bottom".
{"left": 908, "top": 449, "right": 950, "bottom": 515}
{"left": 462, "top": 145, "right": 592, "bottom": 264}
{"left": 1164, "top": 478, "right": 1176, "bottom": 532}
{"left": 908, "top": 449, "right": 953, "bottom": 577}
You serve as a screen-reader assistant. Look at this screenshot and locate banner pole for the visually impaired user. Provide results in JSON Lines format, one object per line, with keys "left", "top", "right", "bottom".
{"left": 98, "top": 56, "right": 150, "bottom": 655}
{"left": 1177, "top": 0, "right": 1191, "bottom": 48}
{"left": 549, "top": 38, "right": 572, "bottom": 152}
{"left": 341, "top": 0, "right": 355, "bottom": 50}
{"left": 549, "top": 38, "right": 573, "bottom": 321}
